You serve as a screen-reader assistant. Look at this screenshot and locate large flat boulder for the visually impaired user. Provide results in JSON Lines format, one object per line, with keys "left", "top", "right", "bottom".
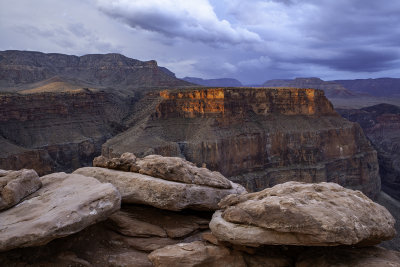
{"left": 0, "top": 169, "right": 41, "bottom": 210}
{"left": 93, "top": 153, "right": 232, "bottom": 189}
{"left": 74, "top": 167, "right": 246, "bottom": 211}
{"left": 0, "top": 172, "right": 121, "bottom": 251}
{"left": 210, "top": 182, "right": 396, "bottom": 247}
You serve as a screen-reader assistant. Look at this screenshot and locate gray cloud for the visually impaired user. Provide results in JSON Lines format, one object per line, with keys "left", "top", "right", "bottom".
{"left": 96, "top": 0, "right": 261, "bottom": 45}
{"left": 1, "top": 0, "right": 400, "bottom": 84}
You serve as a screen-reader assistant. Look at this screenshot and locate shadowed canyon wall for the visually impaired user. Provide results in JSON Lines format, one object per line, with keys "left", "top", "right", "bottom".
{"left": 102, "top": 87, "right": 381, "bottom": 198}
{"left": 0, "top": 90, "right": 131, "bottom": 175}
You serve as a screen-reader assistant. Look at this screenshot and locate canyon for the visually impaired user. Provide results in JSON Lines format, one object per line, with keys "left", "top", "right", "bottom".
{"left": 103, "top": 87, "right": 381, "bottom": 198}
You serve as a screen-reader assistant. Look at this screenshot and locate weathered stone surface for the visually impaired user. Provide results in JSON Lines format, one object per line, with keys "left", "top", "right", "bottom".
{"left": 102, "top": 87, "right": 381, "bottom": 198}
{"left": 137, "top": 155, "right": 232, "bottom": 189}
{"left": 94, "top": 153, "right": 232, "bottom": 189}
{"left": 0, "top": 172, "right": 121, "bottom": 251}
{"left": 210, "top": 182, "right": 396, "bottom": 247}
{"left": 296, "top": 246, "right": 400, "bottom": 267}
{"left": 0, "top": 169, "right": 41, "bottom": 210}
{"left": 73, "top": 167, "right": 246, "bottom": 211}
{"left": 148, "top": 241, "right": 246, "bottom": 267}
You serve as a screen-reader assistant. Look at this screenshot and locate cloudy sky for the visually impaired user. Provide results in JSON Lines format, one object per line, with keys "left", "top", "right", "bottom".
{"left": 1, "top": 0, "right": 399, "bottom": 84}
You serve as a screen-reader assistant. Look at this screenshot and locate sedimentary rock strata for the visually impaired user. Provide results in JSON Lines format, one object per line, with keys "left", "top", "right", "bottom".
{"left": 0, "top": 169, "right": 41, "bottom": 210}
{"left": 210, "top": 181, "right": 396, "bottom": 247}
{"left": 73, "top": 167, "right": 246, "bottom": 211}
{"left": 0, "top": 172, "right": 121, "bottom": 251}
{"left": 103, "top": 87, "right": 381, "bottom": 197}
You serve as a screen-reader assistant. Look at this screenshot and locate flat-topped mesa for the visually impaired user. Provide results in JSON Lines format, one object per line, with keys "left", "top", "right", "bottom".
{"left": 154, "top": 87, "right": 336, "bottom": 119}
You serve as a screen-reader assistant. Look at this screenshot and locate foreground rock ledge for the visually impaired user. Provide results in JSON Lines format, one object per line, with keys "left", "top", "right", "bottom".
{"left": 0, "top": 172, "right": 121, "bottom": 252}
{"left": 210, "top": 182, "right": 396, "bottom": 247}
{"left": 93, "top": 153, "right": 232, "bottom": 189}
{"left": 74, "top": 167, "right": 246, "bottom": 211}
{"left": 0, "top": 169, "right": 41, "bottom": 211}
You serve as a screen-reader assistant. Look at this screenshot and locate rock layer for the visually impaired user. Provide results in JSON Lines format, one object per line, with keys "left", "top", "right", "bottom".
{"left": 103, "top": 87, "right": 381, "bottom": 197}
{"left": 0, "top": 172, "right": 121, "bottom": 251}
{"left": 0, "top": 169, "right": 41, "bottom": 210}
{"left": 210, "top": 182, "right": 396, "bottom": 247}
{"left": 73, "top": 167, "right": 246, "bottom": 211}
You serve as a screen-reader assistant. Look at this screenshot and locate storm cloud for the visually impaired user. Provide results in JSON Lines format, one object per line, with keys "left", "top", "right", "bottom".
{"left": 0, "top": 0, "right": 399, "bottom": 84}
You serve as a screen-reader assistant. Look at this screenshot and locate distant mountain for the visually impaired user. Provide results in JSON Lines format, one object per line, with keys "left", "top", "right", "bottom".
{"left": 262, "top": 77, "right": 355, "bottom": 98}
{"left": 0, "top": 50, "right": 191, "bottom": 92}
{"left": 182, "top": 77, "right": 243, "bottom": 87}
{"left": 334, "top": 78, "right": 400, "bottom": 97}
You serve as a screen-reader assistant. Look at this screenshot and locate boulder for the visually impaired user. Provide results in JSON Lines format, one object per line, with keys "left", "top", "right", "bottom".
{"left": 94, "top": 153, "right": 232, "bottom": 189}
{"left": 0, "top": 172, "right": 121, "bottom": 251}
{"left": 210, "top": 182, "right": 396, "bottom": 247}
{"left": 0, "top": 169, "right": 41, "bottom": 210}
{"left": 148, "top": 241, "right": 246, "bottom": 267}
{"left": 73, "top": 167, "right": 246, "bottom": 211}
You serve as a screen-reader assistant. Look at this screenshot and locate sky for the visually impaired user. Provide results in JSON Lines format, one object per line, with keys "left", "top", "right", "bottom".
{"left": 0, "top": 0, "right": 399, "bottom": 84}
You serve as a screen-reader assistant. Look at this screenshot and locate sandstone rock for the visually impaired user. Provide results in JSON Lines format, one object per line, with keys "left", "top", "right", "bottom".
{"left": 93, "top": 152, "right": 138, "bottom": 172}
{"left": 73, "top": 167, "right": 246, "bottom": 211}
{"left": 136, "top": 155, "right": 232, "bottom": 189}
{"left": 148, "top": 241, "right": 246, "bottom": 267}
{"left": 0, "top": 169, "right": 41, "bottom": 210}
{"left": 0, "top": 172, "right": 121, "bottom": 251}
{"left": 210, "top": 182, "right": 396, "bottom": 247}
{"left": 94, "top": 153, "right": 232, "bottom": 189}
{"left": 296, "top": 246, "right": 400, "bottom": 267}
{"left": 109, "top": 211, "right": 167, "bottom": 238}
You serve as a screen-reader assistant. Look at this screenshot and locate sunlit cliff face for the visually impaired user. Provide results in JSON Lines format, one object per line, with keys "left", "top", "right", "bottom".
{"left": 156, "top": 88, "right": 334, "bottom": 119}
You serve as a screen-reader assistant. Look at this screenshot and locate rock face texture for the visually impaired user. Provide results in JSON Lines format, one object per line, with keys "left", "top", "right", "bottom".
{"left": 0, "top": 169, "right": 41, "bottom": 210}
{"left": 0, "top": 172, "right": 121, "bottom": 251}
{"left": 338, "top": 104, "right": 400, "bottom": 201}
{"left": 103, "top": 87, "right": 381, "bottom": 198}
{"left": 73, "top": 166, "right": 246, "bottom": 211}
{"left": 210, "top": 182, "right": 396, "bottom": 247}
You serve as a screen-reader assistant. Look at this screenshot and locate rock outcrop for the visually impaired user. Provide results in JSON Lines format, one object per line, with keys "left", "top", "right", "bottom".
{"left": 0, "top": 172, "right": 121, "bottom": 251}
{"left": 210, "top": 182, "right": 396, "bottom": 247}
{"left": 338, "top": 104, "right": 400, "bottom": 201}
{"left": 0, "top": 161, "right": 398, "bottom": 266}
{"left": 102, "top": 87, "right": 381, "bottom": 198}
{"left": 73, "top": 166, "right": 245, "bottom": 211}
{"left": 0, "top": 169, "right": 41, "bottom": 210}
{"left": 93, "top": 153, "right": 232, "bottom": 189}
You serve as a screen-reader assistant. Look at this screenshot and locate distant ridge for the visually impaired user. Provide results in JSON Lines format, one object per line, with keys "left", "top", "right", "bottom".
{"left": 262, "top": 77, "right": 355, "bottom": 98}
{"left": 0, "top": 50, "right": 191, "bottom": 92}
{"left": 183, "top": 77, "right": 243, "bottom": 87}
{"left": 334, "top": 78, "right": 400, "bottom": 97}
